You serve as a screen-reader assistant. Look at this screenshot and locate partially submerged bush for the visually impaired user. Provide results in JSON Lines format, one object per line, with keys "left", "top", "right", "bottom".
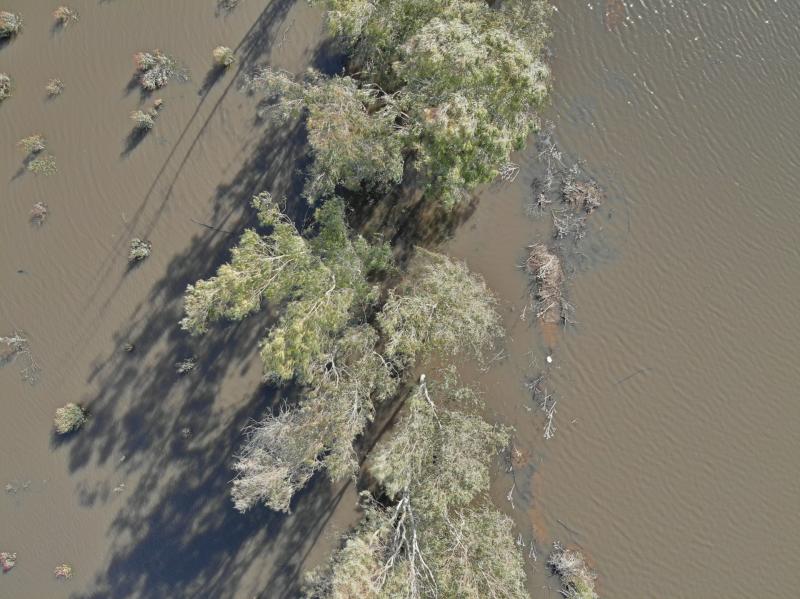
{"left": 53, "top": 563, "right": 73, "bottom": 580}
{"left": 212, "top": 45, "right": 235, "bottom": 67}
{"left": 18, "top": 134, "right": 46, "bottom": 154}
{"left": 134, "top": 50, "right": 188, "bottom": 90}
{"left": 526, "top": 243, "right": 566, "bottom": 324}
{"left": 130, "top": 110, "right": 155, "bottom": 130}
{"left": 53, "top": 7, "right": 78, "bottom": 28}
{"left": 549, "top": 542, "right": 598, "bottom": 599}
{"left": 46, "top": 78, "right": 65, "bottom": 97}
{"left": 28, "top": 155, "right": 57, "bottom": 176}
{"left": 0, "top": 11, "right": 22, "bottom": 38}
{"left": 18, "top": 137, "right": 58, "bottom": 176}
{"left": 128, "top": 238, "right": 152, "bottom": 262}
{"left": 30, "top": 202, "right": 48, "bottom": 225}
{"left": 305, "top": 379, "right": 526, "bottom": 598}
{"left": 54, "top": 403, "right": 87, "bottom": 435}
{"left": 0, "top": 551, "right": 16, "bottom": 572}
{"left": 0, "top": 73, "right": 11, "bottom": 102}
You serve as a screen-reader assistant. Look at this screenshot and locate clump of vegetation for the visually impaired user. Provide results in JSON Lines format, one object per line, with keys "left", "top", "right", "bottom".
{"left": 0, "top": 332, "right": 41, "bottom": 384}
{"left": 46, "top": 78, "right": 65, "bottom": 97}
{"left": 133, "top": 50, "right": 188, "bottom": 91}
{"left": 305, "top": 378, "right": 527, "bottom": 598}
{"left": 130, "top": 98, "right": 164, "bottom": 130}
{"left": 28, "top": 154, "right": 58, "bottom": 175}
{"left": 549, "top": 542, "right": 599, "bottom": 599}
{"left": 181, "top": 194, "right": 501, "bottom": 513}
{"left": 216, "top": 0, "right": 243, "bottom": 12}
{"left": 130, "top": 110, "right": 155, "bottom": 130}
{"left": 0, "top": 551, "right": 16, "bottom": 573}
{"left": 0, "top": 73, "right": 11, "bottom": 102}
{"left": 212, "top": 45, "right": 235, "bottom": 67}
{"left": 54, "top": 403, "right": 87, "bottom": 435}
{"left": 251, "top": 0, "right": 551, "bottom": 206}
{"left": 175, "top": 357, "right": 197, "bottom": 374}
{"left": 247, "top": 70, "right": 405, "bottom": 201}
{"left": 30, "top": 202, "right": 48, "bottom": 225}
{"left": 53, "top": 563, "right": 73, "bottom": 580}
{"left": 526, "top": 243, "right": 567, "bottom": 324}
{"left": 128, "top": 238, "right": 152, "bottom": 262}
{"left": 18, "top": 134, "right": 46, "bottom": 154}
{"left": 52, "top": 6, "right": 78, "bottom": 28}
{"left": 0, "top": 11, "right": 22, "bottom": 38}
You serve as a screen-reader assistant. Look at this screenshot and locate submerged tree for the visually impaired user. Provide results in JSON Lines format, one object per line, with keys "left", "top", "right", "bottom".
{"left": 133, "top": 50, "right": 188, "bottom": 91}
{"left": 246, "top": 70, "right": 405, "bottom": 201}
{"left": 250, "top": 0, "right": 552, "bottom": 207}
{"left": 182, "top": 194, "right": 502, "bottom": 512}
{"left": 304, "top": 379, "right": 526, "bottom": 599}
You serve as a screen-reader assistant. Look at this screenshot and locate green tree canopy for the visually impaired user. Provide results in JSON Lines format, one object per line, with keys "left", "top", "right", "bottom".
{"left": 304, "top": 379, "right": 526, "bottom": 599}
{"left": 280, "top": 0, "right": 554, "bottom": 206}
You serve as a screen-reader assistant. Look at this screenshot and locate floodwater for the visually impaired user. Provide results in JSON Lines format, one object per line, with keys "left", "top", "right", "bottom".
{"left": 447, "top": 0, "right": 800, "bottom": 597}
{"left": 0, "top": 1, "right": 798, "bottom": 599}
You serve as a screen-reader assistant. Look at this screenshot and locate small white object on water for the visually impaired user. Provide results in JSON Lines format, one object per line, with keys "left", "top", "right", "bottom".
{"left": 546, "top": 355, "right": 553, "bottom": 364}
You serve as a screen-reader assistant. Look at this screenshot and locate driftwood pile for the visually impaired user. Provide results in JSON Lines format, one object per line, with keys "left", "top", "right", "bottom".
{"left": 526, "top": 243, "right": 566, "bottom": 325}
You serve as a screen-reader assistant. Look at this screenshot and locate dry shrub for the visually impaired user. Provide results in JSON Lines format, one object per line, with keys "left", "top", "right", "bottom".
{"left": 526, "top": 243, "right": 565, "bottom": 323}
{"left": 54, "top": 403, "right": 87, "bottom": 435}
{"left": 212, "top": 45, "right": 235, "bottom": 67}
{"left": 0, "top": 11, "right": 22, "bottom": 38}
{"left": 0, "top": 73, "right": 11, "bottom": 102}
{"left": 46, "top": 78, "right": 65, "bottom": 96}
{"left": 563, "top": 178, "right": 602, "bottom": 214}
{"left": 53, "top": 7, "right": 78, "bottom": 28}
{"left": 549, "top": 542, "right": 598, "bottom": 599}
{"left": 30, "top": 202, "right": 48, "bottom": 225}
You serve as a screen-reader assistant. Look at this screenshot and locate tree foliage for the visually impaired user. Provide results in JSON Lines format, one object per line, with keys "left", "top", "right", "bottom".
{"left": 246, "top": 69, "right": 405, "bottom": 200}
{"left": 259, "top": 0, "right": 553, "bottom": 206}
{"left": 378, "top": 248, "right": 503, "bottom": 365}
{"left": 186, "top": 196, "right": 503, "bottom": 512}
{"left": 305, "top": 379, "right": 526, "bottom": 599}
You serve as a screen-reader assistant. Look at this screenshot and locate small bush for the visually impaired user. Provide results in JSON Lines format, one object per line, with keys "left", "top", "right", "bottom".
{"left": 130, "top": 110, "right": 155, "bottom": 130}
{"left": 28, "top": 155, "right": 57, "bottom": 175}
{"left": 0, "top": 73, "right": 11, "bottom": 102}
{"left": 0, "top": 11, "right": 22, "bottom": 38}
{"left": 212, "top": 46, "right": 235, "bottom": 67}
{"left": 18, "top": 134, "right": 46, "bottom": 154}
{"left": 53, "top": 563, "right": 73, "bottom": 580}
{"left": 133, "top": 50, "right": 187, "bottom": 91}
{"left": 53, "top": 403, "right": 87, "bottom": 435}
{"left": 549, "top": 542, "right": 599, "bottom": 599}
{"left": 30, "top": 202, "right": 48, "bottom": 225}
{"left": 0, "top": 551, "right": 16, "bottom": 572}
{"left": 128, "top": 238, "right": 151, "bottom": 262}
{"left": 52, "top": 7, "right": 78, "bottom": 28}
{"left": 46, "top": 78, "right": 64, "bottom": 97}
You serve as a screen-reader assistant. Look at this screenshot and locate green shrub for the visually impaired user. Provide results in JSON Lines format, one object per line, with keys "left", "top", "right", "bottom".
{"left": 28, "top": 155, "right": 57, "bottom": 176}
{"left": 0, "top": 11, "right": 22, "bottom": 38}
{"left": 54, "top": 403, "right": 87, "bottom": 435}
{"left": 52, "top": 7, "right": 78, "bottom": 28}
{"left": 133, "top": 50, "right": 188, "bottom": 91}
{"left": 212, "top": 45, "right": 235, "bottom": 67}
{"left": 46, "top": 78, "right": 64, "bottom": 97}
{"left": 128, "top": 238, "right": 152, "bottom": 262}
{"left": 0, "top": 73, "right": 11, "bottom": 102}
{"left": 18, "top": 134, "right": 46, "bottom": 154}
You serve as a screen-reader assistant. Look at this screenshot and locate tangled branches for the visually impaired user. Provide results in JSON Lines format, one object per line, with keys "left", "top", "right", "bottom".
{"left": 0, "top": 332, "right": 41, "bottom": 384}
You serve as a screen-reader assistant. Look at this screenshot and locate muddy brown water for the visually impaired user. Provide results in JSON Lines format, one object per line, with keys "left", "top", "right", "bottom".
{"left": 1, "top": 1, "right": 799, "bottom": 598}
